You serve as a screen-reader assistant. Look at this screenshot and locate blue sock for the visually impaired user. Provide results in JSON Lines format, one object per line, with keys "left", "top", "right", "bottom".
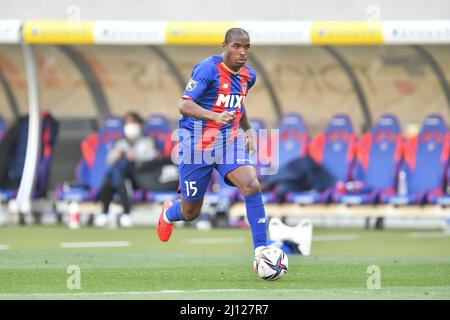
{"left": 245, "top": 192, "right": 268, "bottom": 250}
{"left": 164, "top": 200, "right": 184, "bottom": 223}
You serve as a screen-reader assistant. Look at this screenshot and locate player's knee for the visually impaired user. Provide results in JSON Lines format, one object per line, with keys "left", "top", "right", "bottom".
{"left": 181, "top": 206, "right": 201, "bottom": 221}
{"left": 240, "top": 179, "right": 261, "bottom": 197}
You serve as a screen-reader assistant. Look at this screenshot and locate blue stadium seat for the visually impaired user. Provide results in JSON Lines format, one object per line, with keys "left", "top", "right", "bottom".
{"left": 143, "top": 114, "right": 172, "bottom": 158}
{"left": 0, "top": 116, "right": 5, "bottom": 140}
{"left": 278, "top": 113, "right": 309, "bottom": 169}
{"left": 56, "top": 116, "right": 126, "bottom": 202}
{"left": 382, "top": 114, "right": 450, "bottom": 205}
{"left": 336, "top": 114, "right": 403, "bottom": 205}
{"left": 143, "top": 115, "right": 179, "bottom": 203}
{"left": 233, "top": 118, "right": 279, "bottom": 203}
{"left": 286, "top": 114, "right": 357, "bottom": 204}
{"left": 0, "top": 113, "right": 58, "bottom": 202}
{"left": 0, "top": 115, "right": 7, "bottom": 199}
{"left": 254, "top": 113, "right": 309, "bottom": 203}
{"left": 250, "top": 118, "right": 271, "bottom": 177}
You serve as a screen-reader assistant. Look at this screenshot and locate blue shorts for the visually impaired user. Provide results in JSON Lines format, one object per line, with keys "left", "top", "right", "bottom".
{"left": 178, "top": 134, "right": 256, "bottom": 201}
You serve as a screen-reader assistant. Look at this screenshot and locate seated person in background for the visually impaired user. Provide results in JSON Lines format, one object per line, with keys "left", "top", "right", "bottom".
{"left": 95, "top": 111, "right": 158, "bottom": 228}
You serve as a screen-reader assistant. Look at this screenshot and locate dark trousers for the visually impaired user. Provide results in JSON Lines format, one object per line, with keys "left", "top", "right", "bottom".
{"left": 98, "top": 157, "right": 134, "bottom": 214}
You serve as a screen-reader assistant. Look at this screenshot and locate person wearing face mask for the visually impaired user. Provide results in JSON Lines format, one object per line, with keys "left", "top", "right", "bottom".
{"left": 95, "top": 112, "right": 158, "bottom": 228}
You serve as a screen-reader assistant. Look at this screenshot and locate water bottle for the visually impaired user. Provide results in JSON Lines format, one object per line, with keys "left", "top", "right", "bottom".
{"left": 68, "top": 202, "right": 80, "bottom": 229}
{"left": 398, "top": 170, "right": 408, "bottom": 196}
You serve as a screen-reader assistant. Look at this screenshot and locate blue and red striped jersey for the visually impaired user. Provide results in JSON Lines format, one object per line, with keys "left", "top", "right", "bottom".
{"left": 180, "top": 55, "right": 256, "bottom": 150}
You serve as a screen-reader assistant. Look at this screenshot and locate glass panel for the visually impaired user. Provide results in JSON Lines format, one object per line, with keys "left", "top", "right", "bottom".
{"left": 337, "top": 45, "right": 449, "bottom": 131}
{"left": 74, "top": 45, "right": 182, "bottom": 122}
{"left": 28, "top": 44, "right": 448, "bottom": 134}
{"left": 0, "top": 44, "right": 27, "bottom": 122}
{"left": 33, "top": 45, "right": 97, "bottom": 119}
{"left": 252, "top": 46, "right": 359, "bottom": 133}
{"left": 423, "top": 44, "right": 450, "bottom": 123}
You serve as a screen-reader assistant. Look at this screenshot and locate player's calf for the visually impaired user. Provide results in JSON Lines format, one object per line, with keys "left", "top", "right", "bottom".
{"left": 179, "top": 198, "right": 203, "bottom": 221}
{"left": 156, "top": 198, "right": 203, "bottom": 242}
{"left": 160, "top": 198, "right": 203, "bottom": 223}
{"left": 240, "top": 179, "right": 261, "bottom": 197}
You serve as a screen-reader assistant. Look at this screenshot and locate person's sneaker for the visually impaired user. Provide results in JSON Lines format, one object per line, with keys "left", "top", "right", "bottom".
{"left": 268, "top": 217, "right": 291, "bottom": 241}
{"left": 292, "top": 219, "right": 313, "bottom": 256}
{"left": 120, "top": 214, "right": 133, "bottom": 228}
{"left": 157, "top": 200, "right": 174, "bottom": 242}
{"left": 94, "top": 213, "right": 109, "bottom": 228}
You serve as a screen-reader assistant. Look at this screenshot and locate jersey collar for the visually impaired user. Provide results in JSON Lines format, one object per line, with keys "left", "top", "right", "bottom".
{"left": 221, "top": 62, "right": 241, "bottom": 75}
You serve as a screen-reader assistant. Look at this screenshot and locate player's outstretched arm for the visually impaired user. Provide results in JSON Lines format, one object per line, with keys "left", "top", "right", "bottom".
{"left": 178, "top": 99, "right": 235, "bottom": 125}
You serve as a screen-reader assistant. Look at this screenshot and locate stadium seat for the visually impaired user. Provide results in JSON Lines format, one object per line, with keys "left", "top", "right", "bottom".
{"left": 0, "top": 112, "right": 58, "bottom": 202}
{"left": 233, "top": 118, "right": 279, "bottom": 203}
{"left": 0, "top": 116, "right": 6, "bottom": 198}
{"left": 56, "top": 116, "right": 129, "bottom": 202}
{"left": 335, "top": 114, "right": 403, "bottom": 205}
{"left": 250, "top": 118, "right": 279, "bottom": 203}
{"left": 143, "top": 114, "right": 173, "bottom": 158}
{"left": 143, "top": 115, "right": 179, "bottom": 203}
{"left": 250, "top": 118, "right": 266, "bottom": 132}
{"left": 0, "top": 116, "right": 6, "bottom": 141}
{"left": 286, "top": 114, "right": 357, "bottom": 204}
{"left": 254, "top": 113, "right": 309, "bottom": 204}
{"left": 277, "top": 113, "right": 309, "bottom": 169}
{"left": 250, "top": 118, "right": 272, "bottom": 177}
{"left": 381, "top": 114, "right": 450, "bottom": 205}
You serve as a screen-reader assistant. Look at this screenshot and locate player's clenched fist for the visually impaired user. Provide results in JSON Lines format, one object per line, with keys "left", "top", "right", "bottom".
{"left": 212, "top": 111, "right": 235, "bottom": 125}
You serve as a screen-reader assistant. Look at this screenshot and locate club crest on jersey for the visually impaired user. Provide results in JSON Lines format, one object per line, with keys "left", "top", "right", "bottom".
{"left": 215, "top": 93, "right": 246, "bottom": 109}
{"left": 242, "top": 82, "right": 247, "bottom": 93}
{"left": 186, "top": 79, "right": 198, "bottom": 91}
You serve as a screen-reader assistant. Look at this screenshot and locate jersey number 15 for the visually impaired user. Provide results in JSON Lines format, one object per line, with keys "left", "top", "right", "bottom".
{"left": 184, "top": 181, "right": 198, "bottom": 197}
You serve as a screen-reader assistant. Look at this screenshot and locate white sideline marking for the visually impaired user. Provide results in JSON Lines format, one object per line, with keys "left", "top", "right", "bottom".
{"left": 0, "top": 289, "right": 256, "bottom": 297}
{"left": 313, "top": 234, "right": 361, "bottom": 241}
{"left": 61, "top": 241, "right": 130, "bottom": 248}
{"left": 0, "top": 244, "right": 10, "bottom": 251}
{"left": 187, "top": 238, "right": 246, "bottom": 244}
{"left": 2, "top": 287, "right": 449, "bottom": 298}
{"left": 407, "top": 231, "right": 450, "bottom": 238}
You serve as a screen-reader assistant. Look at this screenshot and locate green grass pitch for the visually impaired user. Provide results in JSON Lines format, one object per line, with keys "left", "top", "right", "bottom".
{"left": 0, "top": 225, "right": 449, "bottom": 299}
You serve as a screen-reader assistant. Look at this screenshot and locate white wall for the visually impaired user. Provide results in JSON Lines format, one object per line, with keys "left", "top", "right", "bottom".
{"left": 0, "top": 0, "right": 449, "bottom": 20}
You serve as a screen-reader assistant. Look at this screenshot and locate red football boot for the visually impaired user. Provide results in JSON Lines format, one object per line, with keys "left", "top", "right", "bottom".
{"left": 157, "top": 200, "right": 174, "bottom": 242}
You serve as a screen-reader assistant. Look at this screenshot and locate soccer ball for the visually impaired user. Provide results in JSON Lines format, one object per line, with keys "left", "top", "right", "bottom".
{"left": 253, "top": 246, "right": 288, "bottom": 281}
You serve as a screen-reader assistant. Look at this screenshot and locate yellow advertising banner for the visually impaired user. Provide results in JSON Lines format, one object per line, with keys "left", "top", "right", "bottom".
{"left": 311, "top": 21, "right": 383, "bottom": 45}
{"left": 23, "top": 21, "right": 94, "bottom": 44}
{"left": 166, "top": 21, "right": 235, "bottom": 45}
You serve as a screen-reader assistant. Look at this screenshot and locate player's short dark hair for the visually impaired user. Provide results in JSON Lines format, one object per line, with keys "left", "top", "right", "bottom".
{"left": 224, "top": 28, "right": 250, "bottom": 44}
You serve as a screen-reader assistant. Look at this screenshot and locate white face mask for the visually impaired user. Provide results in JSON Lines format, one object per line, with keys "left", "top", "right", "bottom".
{"left": 124, "top": 123, "right": 142, "bottom": 141}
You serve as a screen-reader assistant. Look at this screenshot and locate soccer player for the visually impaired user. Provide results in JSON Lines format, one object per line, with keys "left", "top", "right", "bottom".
{"left": 157, "top": 27, "right": 268, "bottom": 262}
